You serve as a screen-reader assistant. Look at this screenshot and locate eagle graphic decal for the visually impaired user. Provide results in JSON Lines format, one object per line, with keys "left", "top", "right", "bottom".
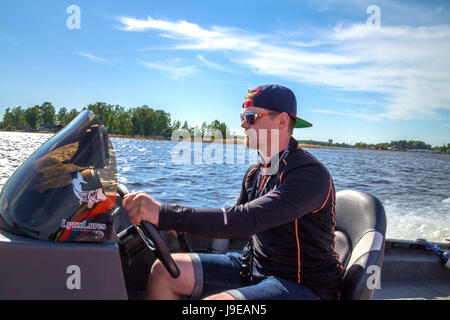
{"left": 71, "top": 171, "right": 107, "bottom": 208}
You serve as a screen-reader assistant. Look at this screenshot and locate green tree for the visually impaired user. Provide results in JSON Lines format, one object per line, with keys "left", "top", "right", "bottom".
{"left": 180, "top": 120, "right": 195, "bottom": 137}
{"left": 85, "top": 102, "right": 115, "bottom": 132}
{"left": 57, "top": 107, "right": 68, "bottom": 126}
{"left": 40, "top": 102, "right": 56, "bottom": 124}
{"left": 170, "top": 120, "right": 182, "bottom": 133}
{"left": 131, "top": 105, "right": 154, "bottom": 136}
{"left": 66, "top": 108, "right": 80, "bottom": 124}
{"left": 6, "top": 107, "right": 26, "bottom": 130}
{"left": 113, "top": 105, "right": 132, "bottom": 135}
{"left": 201, "top": 121, "right": 208, "bottom": 137}
{"left": 439, "top": 143, "right": 450, "bottom": 153}
{"left": 24, "top": 105, "right": 40, "bottom": 129}
{"left": 207, "top": 120, "right": 228, "bottom": 139}
{"left": 411, "top": 140, "right": 430, "bottom": 150}
{"left": 2, "top": 108, "right": 14, "bottom": 130}
{"left": 153, "top": 109, "right": 171, "bottom": 135}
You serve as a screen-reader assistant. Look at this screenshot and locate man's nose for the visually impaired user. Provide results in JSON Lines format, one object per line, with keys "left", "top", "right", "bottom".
{"left": 241, "top": 118, "right": 250, "bottom": 129}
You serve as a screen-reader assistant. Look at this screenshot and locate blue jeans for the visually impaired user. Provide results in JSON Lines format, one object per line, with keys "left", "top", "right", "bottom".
{"left": 188, "top": 252, "right": 319, "bottom": 300}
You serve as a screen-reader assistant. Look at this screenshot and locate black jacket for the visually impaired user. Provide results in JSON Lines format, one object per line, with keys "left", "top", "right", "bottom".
{"left": 159, "top": 137, "right": 343, "bottom": 299}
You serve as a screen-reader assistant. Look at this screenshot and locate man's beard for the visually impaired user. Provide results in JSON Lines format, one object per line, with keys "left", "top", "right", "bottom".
{"left": 244, "top": 129, "right": 280, "bottom": 161}
{"left": 244, "top": 132, "right": 257, "bottom": 150}
{"left": 244, "top": 135, "right": 250, "bottom": 148}
{"left": 244, "top": 130, "right": 262, "bottom": 151}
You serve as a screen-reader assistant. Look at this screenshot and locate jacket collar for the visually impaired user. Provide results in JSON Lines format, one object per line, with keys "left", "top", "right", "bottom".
{"left": 259, "top": 137, "right": 298, "bottom": 167}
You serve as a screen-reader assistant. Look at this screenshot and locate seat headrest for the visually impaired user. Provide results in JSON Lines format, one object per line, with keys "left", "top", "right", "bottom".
{"left": 335, "top": 190, "right": 386, "bottom": 252}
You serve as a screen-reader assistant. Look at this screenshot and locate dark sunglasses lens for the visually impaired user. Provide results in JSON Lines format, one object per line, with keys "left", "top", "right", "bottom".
{"left": 245, "top": 113, "right": 255, "bottom": 124}
{"left": 241, "top": 112, "right": 255, "bottom": 124}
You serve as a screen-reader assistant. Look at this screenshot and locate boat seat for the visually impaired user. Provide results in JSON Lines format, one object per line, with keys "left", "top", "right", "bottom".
{"left": 334, "top": 190, "right": 387, "bottom": 300}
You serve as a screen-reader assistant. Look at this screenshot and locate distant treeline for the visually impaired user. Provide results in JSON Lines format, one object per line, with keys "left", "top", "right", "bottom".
{"left": 355, "top": 141, "right": 450, "bottom": 153}
{"left": 355, "top": 140, "right": 430, "bottom": 150}
{"left": 298, "top": 140, "right": 353, "bottom": 148}
{"left": 300, "top": 139, "right": 449, "bottom": 152}
{"left": 1, "top": 103, "right": 447, "bottom": 152}
{"left": 0, "top": 102, "right": 229, "bottom": 138}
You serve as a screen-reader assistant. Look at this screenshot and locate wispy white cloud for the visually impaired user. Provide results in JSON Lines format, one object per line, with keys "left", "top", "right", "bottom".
{"left": 77, "top": 52, "right": 108, "bottom": 64}
{"left": 141, "top": 59, "right": 198, "bottom": 80}
{"left": 333, "top": 97, "right": 382, "bottom": 106}
{"left": 117, "top": 16, "right": 221, "bottom": 39}
{"left": 312, "top": 108, "right": 383, "bottom": 121}
{"left": 197, "top": 54, "right": 238, "bottom": 74}
{"left": 116, "top": 16, "right": 262, "bottom": 51}
{"left": 117, "top": 15, "right": 450, "bottom": 121}
{"left": 289, "top": 40, "right": 325, "bottom": 48}
{"left": 436, "top": 6, "right": 450, "bottom": 15}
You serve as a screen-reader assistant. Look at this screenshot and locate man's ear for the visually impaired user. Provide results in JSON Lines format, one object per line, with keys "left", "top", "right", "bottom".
{"left": 279, "top": 112, "right": 290, "bottom": 130}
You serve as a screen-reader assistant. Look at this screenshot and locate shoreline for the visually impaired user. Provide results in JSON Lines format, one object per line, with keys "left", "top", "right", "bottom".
{"left": 0, "top": 130, "right": 447, "bottom": 153}
{"left": 0, "top": 129, "right": 327, "bottom": 149}
{"left": 108, "top": 133, "right": 328, "bottom": 149}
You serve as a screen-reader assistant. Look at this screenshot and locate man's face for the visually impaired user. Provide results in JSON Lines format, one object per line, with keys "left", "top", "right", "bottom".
{"left": 241, "top": 107, "right": 280, "bottom": 151}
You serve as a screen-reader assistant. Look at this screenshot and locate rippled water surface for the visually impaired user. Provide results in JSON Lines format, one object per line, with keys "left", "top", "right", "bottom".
{"left": 1, "top": 131, "right": 449, "bottom": 242}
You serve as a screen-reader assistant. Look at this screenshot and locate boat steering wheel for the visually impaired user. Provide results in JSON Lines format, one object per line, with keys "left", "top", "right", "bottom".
{"left": 117, "top": 184, "right": 180, "bottom": 279}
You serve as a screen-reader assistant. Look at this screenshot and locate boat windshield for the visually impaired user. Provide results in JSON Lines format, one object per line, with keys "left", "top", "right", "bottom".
{"left": 0, "top": 111, "right": 117, "bottom": 243}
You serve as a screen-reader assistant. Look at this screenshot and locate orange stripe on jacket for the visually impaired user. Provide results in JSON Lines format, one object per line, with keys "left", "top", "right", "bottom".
{"left": 279, "top": 172, "right": 284, "bottom": 185}
{"left": 312, "top": 175, "right": 332, "bottom": 214}
{"left": 295, "top": 219, "right": 301, "bottom": 283}
{"left": 258, "top": 165, "right": 269, "bottom": 191}
{"left": 329, "top": 183, "right": 343, "bottom": 268}
{"left": 277, "top": 163, "right": 301, "bottom": 283}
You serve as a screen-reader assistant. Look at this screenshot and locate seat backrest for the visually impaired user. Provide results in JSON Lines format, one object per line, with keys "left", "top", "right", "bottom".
{"left": 334, "top": 190, "right": 387, "bottom": 300}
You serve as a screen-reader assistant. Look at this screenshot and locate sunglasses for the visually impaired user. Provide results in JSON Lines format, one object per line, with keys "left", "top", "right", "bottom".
{"left": 240, "top": 111, "right": 277, "bottom": 125}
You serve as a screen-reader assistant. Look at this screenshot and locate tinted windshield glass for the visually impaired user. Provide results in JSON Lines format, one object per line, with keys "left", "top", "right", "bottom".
{"left": 0, "top": 111, "right": 117, "bottom": 243}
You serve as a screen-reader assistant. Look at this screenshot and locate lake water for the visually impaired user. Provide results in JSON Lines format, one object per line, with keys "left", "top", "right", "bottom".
{"left": 1, "top": 131, "right": 449, "bottom": 242}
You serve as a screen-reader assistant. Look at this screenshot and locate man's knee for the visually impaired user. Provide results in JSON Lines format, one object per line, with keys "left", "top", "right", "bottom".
{"left": 150, "top": 259, "right": 168, "bottom": 279}
{"left": 148, "top": 253, "right": 197, "bottom": 296}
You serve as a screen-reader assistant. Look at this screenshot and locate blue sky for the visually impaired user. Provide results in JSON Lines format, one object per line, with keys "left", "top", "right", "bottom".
{"left": 1, "top": 0, "right": 449, "bottom": 146}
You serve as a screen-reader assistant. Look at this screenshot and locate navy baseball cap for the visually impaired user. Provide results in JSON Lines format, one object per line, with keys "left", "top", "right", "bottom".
{"left": 242, "top": 84, "right": 312, "bottom": 128}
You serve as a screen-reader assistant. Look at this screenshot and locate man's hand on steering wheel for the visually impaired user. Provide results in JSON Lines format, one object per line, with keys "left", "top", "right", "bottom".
{"left": 119, "top": 187, "right": 180, "bottom": 278}
{"left": 122, "top": 191, "right": 160, "bottom": 227}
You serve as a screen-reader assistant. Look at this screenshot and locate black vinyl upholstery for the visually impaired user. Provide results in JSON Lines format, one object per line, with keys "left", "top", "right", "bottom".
{"left": 335, "top": 190, "right": 387, "bottom": 300}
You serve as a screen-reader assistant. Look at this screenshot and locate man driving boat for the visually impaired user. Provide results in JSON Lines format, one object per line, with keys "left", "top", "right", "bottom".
{"left": 123, "top": 84, "right": 343, "bottom": 300}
